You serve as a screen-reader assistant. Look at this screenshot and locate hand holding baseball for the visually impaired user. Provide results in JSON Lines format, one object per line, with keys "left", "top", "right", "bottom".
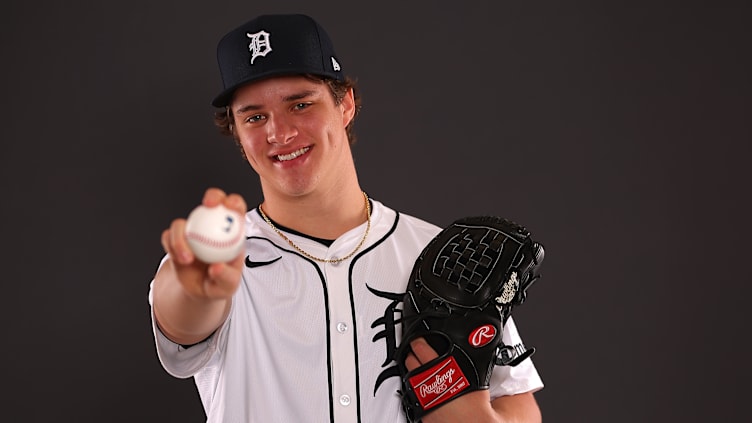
{"left": 185, "top": 203, "right": 244, "bottom": 263}
{"left": 160, "top": 188, "right": 247, "bottom": 300}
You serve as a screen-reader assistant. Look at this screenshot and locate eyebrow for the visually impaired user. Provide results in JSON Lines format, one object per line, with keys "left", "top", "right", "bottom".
{"left": 283, "top": 90, "right": 317, "bottom": 102}
{"left": 234, "top": 89, "right": 319, "bottom": 115}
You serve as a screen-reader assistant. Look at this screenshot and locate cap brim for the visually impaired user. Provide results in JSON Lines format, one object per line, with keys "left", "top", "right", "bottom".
{"left": 211, "top": 70, "right": 344, "bottom": 108}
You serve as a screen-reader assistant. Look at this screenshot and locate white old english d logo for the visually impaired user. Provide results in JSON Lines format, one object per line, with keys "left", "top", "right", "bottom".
{"left": 247, "top": 30, "right": 272, "bottom": 64}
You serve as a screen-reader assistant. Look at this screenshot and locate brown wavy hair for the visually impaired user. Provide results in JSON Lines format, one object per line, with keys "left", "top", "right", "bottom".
{"left": 213, "top": 75, "right": 362, "bottom": 160}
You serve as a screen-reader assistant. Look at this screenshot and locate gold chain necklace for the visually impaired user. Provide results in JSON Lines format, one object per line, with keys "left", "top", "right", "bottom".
{"left": 258, "top": 191, "right": 371, "bottom": 263}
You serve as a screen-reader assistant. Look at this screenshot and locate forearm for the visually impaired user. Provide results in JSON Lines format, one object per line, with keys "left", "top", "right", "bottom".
{"left": 420, "top": 391, "right": 541, "bottom": 423}
{"left": 490, "top": 392, "right": 542, "bottom": 423}
{"left": 152, "top": 258, "right": 231, "bottom": 345}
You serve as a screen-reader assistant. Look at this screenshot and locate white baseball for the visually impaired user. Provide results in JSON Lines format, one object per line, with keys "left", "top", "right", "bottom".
{"left": 185, "top": 204, "right": 245, "bottom": 263}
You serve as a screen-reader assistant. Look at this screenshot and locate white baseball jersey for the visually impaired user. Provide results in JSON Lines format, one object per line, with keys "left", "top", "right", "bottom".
{"left": 149, "top": 200, "right": 543, "bottom": 422}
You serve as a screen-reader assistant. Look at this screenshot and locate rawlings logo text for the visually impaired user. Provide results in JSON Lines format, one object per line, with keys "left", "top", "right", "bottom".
{"left": 409, "top": 357, "right": 469, "bottom": 410}
{"left": 419, "top": 368, "right": 455, "bottom": 397}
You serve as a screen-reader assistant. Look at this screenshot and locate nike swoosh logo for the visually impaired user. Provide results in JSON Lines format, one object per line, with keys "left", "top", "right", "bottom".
{"left": 245, "top": 256, "right": 281, "bottom": 268}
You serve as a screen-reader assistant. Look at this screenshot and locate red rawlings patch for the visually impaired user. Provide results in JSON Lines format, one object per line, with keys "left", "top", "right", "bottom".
{"left": 468, "top": 324, "right": 497, "bottom": 348}
{"left": 408, "top": 356, "right": 469, "bottom": 410}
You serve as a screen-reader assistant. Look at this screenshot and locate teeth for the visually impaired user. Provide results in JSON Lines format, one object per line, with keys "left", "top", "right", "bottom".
{"left": 276, "top": 147, "right": 310, "bottom": 161}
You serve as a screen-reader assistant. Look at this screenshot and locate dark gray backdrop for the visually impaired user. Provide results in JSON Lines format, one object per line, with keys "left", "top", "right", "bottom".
{"left": 2, "top": 1, "right": 749, "bottom": 421}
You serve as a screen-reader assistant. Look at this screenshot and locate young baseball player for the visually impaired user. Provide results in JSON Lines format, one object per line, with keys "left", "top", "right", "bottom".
{"left": 149, "top": 13, "right": 544, "bottom": 422}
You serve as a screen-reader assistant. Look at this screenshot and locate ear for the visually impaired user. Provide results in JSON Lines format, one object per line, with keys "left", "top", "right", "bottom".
{"left": 341, "top": 88, "right": 356, "bottom": 127}
{"left": 226, "top": 106, "right": 235, "bottom": 134}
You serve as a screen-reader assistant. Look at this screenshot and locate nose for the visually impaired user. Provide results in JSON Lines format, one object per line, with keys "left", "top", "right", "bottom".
{"left": 266, "top": 114, "right": 297, "bottom": 144}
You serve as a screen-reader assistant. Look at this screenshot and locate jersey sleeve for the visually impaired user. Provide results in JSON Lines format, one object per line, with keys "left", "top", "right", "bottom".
{"left": 147, "top": 255, "right": 231, "bottom": 379}
{"left": 487, "top": 317, "right": 544, "bottom": 398}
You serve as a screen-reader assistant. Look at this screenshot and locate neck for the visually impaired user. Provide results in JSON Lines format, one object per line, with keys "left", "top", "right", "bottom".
{"left": 259, "top": 186, "right": 368, "bottom": 240}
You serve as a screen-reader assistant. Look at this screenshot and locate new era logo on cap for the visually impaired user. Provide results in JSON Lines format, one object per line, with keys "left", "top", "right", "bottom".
{"left": 212, "top": 14, "right": 345, "bottom": 107}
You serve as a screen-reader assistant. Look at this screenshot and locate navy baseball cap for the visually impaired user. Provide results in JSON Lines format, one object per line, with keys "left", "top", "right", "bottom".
{"left": 211, "top": 14, "right": 345, "bottom": 108}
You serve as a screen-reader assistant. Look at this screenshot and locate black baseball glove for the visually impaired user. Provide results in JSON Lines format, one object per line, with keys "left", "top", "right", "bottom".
{"left": 397, "top": 216, "right": 544, "bottom": 422}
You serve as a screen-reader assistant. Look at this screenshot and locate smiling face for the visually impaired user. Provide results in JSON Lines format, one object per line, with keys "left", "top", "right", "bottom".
{"left": 229, "top": 75, "right": 357, "bottom": 201}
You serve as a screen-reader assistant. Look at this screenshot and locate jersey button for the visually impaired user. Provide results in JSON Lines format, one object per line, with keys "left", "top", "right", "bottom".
{"left": 339, "top": 394, "right": 351, "bottom": 406}
{"left": 336, "top": 322, "right": 348, "bottom": 333}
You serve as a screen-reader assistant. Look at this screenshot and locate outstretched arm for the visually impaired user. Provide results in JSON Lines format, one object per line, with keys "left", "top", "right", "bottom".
{"left": 151, "top": 188, "right": 247, "bottom": 345}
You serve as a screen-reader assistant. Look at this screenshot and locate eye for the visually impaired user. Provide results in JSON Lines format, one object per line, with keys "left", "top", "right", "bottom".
{"left": 293, "top": 102, "right": 312, "bottom": 111}
{"left": 244, "top": 114, "right": 265, "bottom": 123}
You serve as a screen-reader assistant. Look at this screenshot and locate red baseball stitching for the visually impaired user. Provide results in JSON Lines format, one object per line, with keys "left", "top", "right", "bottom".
{"left": 186, "top": 230, "right": 243, "bottom": 248}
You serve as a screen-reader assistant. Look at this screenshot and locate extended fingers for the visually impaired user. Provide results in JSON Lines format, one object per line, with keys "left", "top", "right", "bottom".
{"left": 404, "top": 337, "right": 439, "bottom": 371}
{"left": 162, "top": 219, "right": 194, "bottom": 264}
{"left": 201, "top": 261, "right": 241, "bottom": 297}
{"left": 202, "top": 188, "right": 247, "bottom": 217}
{"left": 410, "top": 337, "right": 439, "bottom": 363}
{"left": 224, "top": 193, "right": 248, "bottom": 216}
{"left": 404, "top": 351, "right": 421, "bottom": 371}
{"left": 202, "top": 187, "right": 227, "bottom": 207}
